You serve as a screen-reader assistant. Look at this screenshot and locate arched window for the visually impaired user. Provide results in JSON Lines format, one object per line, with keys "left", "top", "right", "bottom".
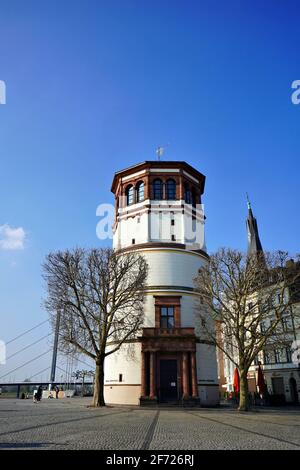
{"left": 153, "top": 179, "right": 163, "bottom": 199}
{"left": 166, "top": 179, "right": 176, "bottom": 200}
{"left": 136, "top": 181, "right": 145, "bottom": 202}
{"left": 184, "top": 183, "right": 191, "bottom": 204}
{"left": 126, "top": 185, "right": 134, "bottom": 205}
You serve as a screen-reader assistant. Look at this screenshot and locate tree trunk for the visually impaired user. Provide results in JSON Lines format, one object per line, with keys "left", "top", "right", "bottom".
{"left": 238, "top": 368, "right": 249, "bottom": 411}
{"left": 92, "top": 356, "right": 105, "bottom": 407}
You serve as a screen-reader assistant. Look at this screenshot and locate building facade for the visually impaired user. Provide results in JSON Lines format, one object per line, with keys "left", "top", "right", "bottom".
{"left": 218, "top": 201, "right": 300, "bottom": 404}
{"left": 104, "top": 161, "right": 219, "bottom": 406}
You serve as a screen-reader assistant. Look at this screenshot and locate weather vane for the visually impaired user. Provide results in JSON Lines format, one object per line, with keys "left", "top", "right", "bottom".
{"left": 156, "top": 143, "right": 170, "bottom": 161}
{"left": 156, "top": 146, "right": 164, "bottom": 161}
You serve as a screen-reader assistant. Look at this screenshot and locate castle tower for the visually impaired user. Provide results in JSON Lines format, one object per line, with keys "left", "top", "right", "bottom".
{"left": 104, "top": 161, "right": 219, "bottom": 406}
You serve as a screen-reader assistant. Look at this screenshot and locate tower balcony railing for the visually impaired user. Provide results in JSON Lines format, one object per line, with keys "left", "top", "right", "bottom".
{"left": 142, "top": 327, "right": 195, "bottom": 337}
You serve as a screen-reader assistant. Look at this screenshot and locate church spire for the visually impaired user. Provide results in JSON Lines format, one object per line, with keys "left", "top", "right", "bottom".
{"left": 246, "top": 192, "right": 251, "bottom": 210}
{"left": 246, "top": 194, "right": 263, "bottom": 256}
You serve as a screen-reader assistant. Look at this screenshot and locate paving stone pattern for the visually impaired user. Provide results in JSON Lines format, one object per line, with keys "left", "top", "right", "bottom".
{"left": 0, "top": 398, "right": 299, "bottom": 450}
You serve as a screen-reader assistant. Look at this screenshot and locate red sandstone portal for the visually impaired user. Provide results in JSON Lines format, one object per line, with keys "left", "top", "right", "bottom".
{"left": 140, "top": 327, "right": 198, "bottom": 403}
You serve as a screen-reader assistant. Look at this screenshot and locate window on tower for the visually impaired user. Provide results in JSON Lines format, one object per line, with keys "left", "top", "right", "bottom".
{"left": 153, "top": 179, "right": 163, "bottom": 199}
{"left": 166, "top": 179, "right": 176, "bottom": 199}
{"left": 184, "top": 183, "right": 191, "bottom": 204}
{"left": 136, "top": 181, "right": 145, "bottom": 202}
{"left": 191, "top": 189, "right": 196, "bottom": 207}
{"left": 155, "top": 296, "right": 181, "bottom": 328}
{"left": 126, "top": 185, "right": 134, "bottom": 205}
{"left": 160, "top": 306, "right": 175, "bottom": 328}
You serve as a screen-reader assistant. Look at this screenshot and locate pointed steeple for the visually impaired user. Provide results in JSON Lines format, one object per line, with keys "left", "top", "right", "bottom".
{"left": 246, "top": 194, "right": 263, "bottom": 256}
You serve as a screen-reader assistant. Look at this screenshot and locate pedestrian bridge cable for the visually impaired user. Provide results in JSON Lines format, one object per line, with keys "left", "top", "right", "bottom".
{"left": 27, "top": 366, "right": 51, "bottom": 381}
{"left": 0, "top": 349, "right": 52, "bottom": 380}
{"left": 56, "top": 365, "right": 72, "bottom": 378}
{"left": 2, "top": 322, "right": 94, "bottom": 381}
{"left": 6, "top": 320, "right": 49, "bottom": 345}
{"left": 6, "top": 333, "right": 52, "bottom": 360}
{"left": 60, "top": 342, "right": 95, "bottom": 369}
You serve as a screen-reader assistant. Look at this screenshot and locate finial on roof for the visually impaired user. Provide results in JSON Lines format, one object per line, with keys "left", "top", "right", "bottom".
{"left": 156, "top": 143, "right": 170, "bottom": 161}
{"left": 156, "top": 146, "right": 164, "bottom": 161}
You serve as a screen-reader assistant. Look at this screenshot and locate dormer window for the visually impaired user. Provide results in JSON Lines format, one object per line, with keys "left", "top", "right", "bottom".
{"left": 153, "top": 179, "right": 163, "bottom": 200}
{"left": 136, "top": 181, "right": 145, "bottom": 202}
{"left": 126, "top": 185, "right": 134, "bottom": 205}
{"left": 166, "top": 179, "right": 176, "bottom": 199}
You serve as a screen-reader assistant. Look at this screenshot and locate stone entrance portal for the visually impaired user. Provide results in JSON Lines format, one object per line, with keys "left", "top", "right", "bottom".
{"left": 139, "top": 327, "right": 199, "bottom": 405}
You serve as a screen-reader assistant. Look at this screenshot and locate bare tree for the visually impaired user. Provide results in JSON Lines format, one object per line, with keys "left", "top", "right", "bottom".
{"left": 194, "top": 248, "right": 300, "bottom": 411}
{"left": 43, "top": 247, "right": 148, "bottom": 407}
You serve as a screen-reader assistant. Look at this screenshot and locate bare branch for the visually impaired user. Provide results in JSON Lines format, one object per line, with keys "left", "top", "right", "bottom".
{"left": 43, "top": 247, "right": 148, "bottom": 406}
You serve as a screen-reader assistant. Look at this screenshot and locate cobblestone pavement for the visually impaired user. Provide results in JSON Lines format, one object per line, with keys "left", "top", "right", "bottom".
{"left": 0, "top": 398, "right": 299, "bottom": 450}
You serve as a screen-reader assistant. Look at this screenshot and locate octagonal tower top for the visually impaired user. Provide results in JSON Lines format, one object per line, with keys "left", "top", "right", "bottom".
{"left": 111, "top": 160, "right": 206, "bottom": 252}
{"left": 111, "top": 160, "right": 205, "bottom": 198}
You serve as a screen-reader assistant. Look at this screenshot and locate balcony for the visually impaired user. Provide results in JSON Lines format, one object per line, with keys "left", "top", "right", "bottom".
{"left": 142, "top": 327, "right": 195, "bottom": 337}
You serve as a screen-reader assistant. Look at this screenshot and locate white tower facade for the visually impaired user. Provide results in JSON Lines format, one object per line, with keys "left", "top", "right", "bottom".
{"left": 104, "top": 161, "right": 219, "bottom": 406}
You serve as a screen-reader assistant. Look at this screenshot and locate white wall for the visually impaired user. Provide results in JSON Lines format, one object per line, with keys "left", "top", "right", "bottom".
{"left": 181, "top": 295, "right": 198, "bottom": 327}
{"left": 114, "top": 211, "right": 149, "bottom": 249}
{"left": 196, "top": 343, "right": 219, "bottom": 383}
{"left": 142, "top": 250, "right": 205, "bottom": 288}
{"left": 105, "top": 342, "right": 141, "bottom": 385}
{"left": 113, "top": 200, "right": 206, "bottom": 251}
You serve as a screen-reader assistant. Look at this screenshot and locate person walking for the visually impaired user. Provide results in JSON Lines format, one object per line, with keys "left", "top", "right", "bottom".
{"left": 55, "top": 385, "right": 59, "bottom": 399}
{"left": 36, "top": 385, "right": 43, "bottom": 402}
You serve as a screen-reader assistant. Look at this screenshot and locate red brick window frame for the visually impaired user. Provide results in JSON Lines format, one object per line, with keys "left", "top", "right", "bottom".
{"left": 154, "top": 296, "right": 181, "bottom": 328}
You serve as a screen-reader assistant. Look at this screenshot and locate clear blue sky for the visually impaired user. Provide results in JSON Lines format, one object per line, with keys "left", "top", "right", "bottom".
{"left": 0, "top": 0, "right": 299, "bottom": 381}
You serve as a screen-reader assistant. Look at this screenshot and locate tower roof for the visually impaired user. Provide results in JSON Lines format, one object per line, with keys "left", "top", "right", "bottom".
{"left": 246, "top": 196, "right": 263, "bottom": 256}
{"left": 111, "top": 160, "right": 205, "bottom": 194}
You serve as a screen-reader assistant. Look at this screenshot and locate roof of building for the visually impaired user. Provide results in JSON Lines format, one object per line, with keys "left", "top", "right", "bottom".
{"left": 111, "top": 160, "right": 206, "bottom": 193}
